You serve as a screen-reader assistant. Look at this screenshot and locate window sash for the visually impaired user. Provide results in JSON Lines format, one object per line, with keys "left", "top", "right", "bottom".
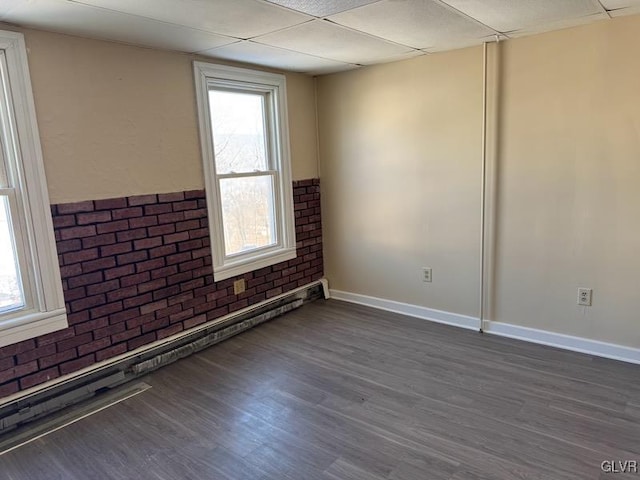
{"left": 194, "top": 62, "right": 296, "bottom": 281}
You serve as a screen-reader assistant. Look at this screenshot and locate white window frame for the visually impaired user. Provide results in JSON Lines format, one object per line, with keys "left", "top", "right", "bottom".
{"left": 0, "top": 30, "right": 67, "bottom": 347}
{"left": 193, "top": 62, "right": 296, "bottom": 281}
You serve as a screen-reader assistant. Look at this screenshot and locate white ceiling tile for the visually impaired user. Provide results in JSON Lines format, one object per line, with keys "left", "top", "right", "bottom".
{"left": 441, "top": 0, "right": 604, "bottom": 33}
{"left": 423, "top": 34, "right": 497, "bottom": 53}
{"left": 329, "top": 0, "right": 495, "bottom": 49}
{"left": 506, "top": 12, "right": 609, "bottom": 38}
{"left": 608, "top": 5, "right": 640, "bottom": 15}
{"left": 0, "top": 0, "right": 23, "bottom": 20}
{"left": 3, "top": 0, "right": 237, "bottom": 52}
{"left": 254, "top": 19, "right": 413, "bottom": 64}
{"left": 265, "top": 0, "right": 381, "bottom": 17}
{"left": 600, "top": 0, "right": 640, "bottom": 9}
{"left": 71, "top": 0, "right": 312, "bottom": 38}
{"left": 200, "top": 41, "right": 355, "bottom": 74}
{"left": 360, "top": 49, "right": 427, "bottom": 66}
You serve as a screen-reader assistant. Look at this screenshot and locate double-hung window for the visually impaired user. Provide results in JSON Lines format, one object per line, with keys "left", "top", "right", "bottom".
{"left": 193, "top": 63, "right": 295, "bottom": 280}
{"left": 0, "top": 31, "right": 66, "bottom": 347}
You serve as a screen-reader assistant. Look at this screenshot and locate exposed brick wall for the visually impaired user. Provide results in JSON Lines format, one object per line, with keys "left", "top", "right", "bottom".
{"left": 0, "top": 179, "right": 322, "bottom": 397}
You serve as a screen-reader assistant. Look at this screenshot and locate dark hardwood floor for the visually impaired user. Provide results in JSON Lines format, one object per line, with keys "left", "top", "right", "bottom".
{"left": 1, "top": 299, "right": 639, "bottom": 479}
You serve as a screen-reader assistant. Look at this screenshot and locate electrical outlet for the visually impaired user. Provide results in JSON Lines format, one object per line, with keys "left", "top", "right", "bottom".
{"left": 422, "top": 267, "right": 432, "bottom": 283}
{"left": 233, "top": 279, "right": 246, "bottom": 295}
{"left": 577, "top": 288, "right": 592, "bottom": 306}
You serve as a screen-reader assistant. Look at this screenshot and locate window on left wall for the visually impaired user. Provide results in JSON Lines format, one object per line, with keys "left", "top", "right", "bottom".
{"left": 0, "top": 30, "right": 67, "bottom": 348}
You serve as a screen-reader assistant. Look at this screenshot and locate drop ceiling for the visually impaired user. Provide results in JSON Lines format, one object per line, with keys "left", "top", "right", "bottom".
{"left": 1, "top": 0, "right": 639, "bottom": 75}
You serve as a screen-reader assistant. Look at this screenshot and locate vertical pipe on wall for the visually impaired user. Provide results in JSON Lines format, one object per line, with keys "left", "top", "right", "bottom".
{"left": 479, "top": 41, "right": 488, "bottom": 333}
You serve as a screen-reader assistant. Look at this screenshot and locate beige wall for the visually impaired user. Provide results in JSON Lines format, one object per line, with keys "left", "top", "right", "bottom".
{"left": 318, "top": 47, "right": 483, "bottom": 317}
{"left": 318, "top": 15, "right": 640, "bottom": 348}
{"left": 17, "top": 28, "right": 318, "bottom": 203}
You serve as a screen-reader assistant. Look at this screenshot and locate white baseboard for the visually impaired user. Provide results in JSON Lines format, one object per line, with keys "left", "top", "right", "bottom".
{"left": 330, "top": 289, "right": 640, "bottom": 365}
{"left": 330, "top": 290, "right": 479, "bottom": 330}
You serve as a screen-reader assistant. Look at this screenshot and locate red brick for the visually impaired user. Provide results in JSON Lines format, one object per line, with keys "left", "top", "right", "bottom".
{"left": 184, "top": 208, "right": 207, "bottom": 219}
{"left": 82, "top": 233, "right": 116, "bottom": 248}
{"left": 112, "top": 207, "right": 143, "bottom": 220}
{"left": 90, "top": 301, "right": 123, "bottom": 319}
{"left": 0, "top": 380, "right": 19, "bottom": 397}
{"left": 167, "top": 271, "right": 192, "bottom": 286}
{"left": 78, "top": 337, "right": 111, "bottom": 356}
{"left": 148, "top": 224, "right": 175, "bottom": 237}
{"left": 127, "top": 194, "right": 157, "bottom": 206}
{"left": 109, "top": 308, "right": 140, "bottom": 324}
{"left": 20, "top": 367, "right": 60, "bottom": 390}
{"left": 0, "top": 356, "right": 15, "bottom": 371}
{"left": 57, "top": 332, "right": 93, "bottom": 352}
{"left": 56, "top": 239, "right": 82, "bottom": 254}
{"left": 95, "top": 322, "right": 125, "bottom": 339}
{"left": 149, "top": 244, "right": 176, "bottom": 258}
{"left": 53, "top": 215, "right": 77, "bottom": 228}
{"left": 0, "top": 361, "right": 39, "bottom": 384}
{"left": 177, "top": 239, "right": 202, "bottom": 252}
{"left": 67, "top": 310, "right": 90, "bottom": 325}
{"left": 123, "top": 293, "right": 153, "bottom": 309}
{"left": 158, "top": 192, "right": 185, "bottom": 202}
{"left": 129, "top": 216, "right": 159, "bottom": 228}
{"left": 94, "top": 198, "right": 127, "bottom": 210}
{"left": 155, "top": 304, "right": 182, "bottom": 319}
{"left": 104, "top": 264, "right": 135, "bottom": 280}
{"left": 68, "top": 271, "right": 103, "bottom": 288}
{"left": 156, "top": 324, "right": 183, "bottom": 340}
{"left": 158, "top": 212, "right": 185, "bottom": 224}
{"left": 125, "top": 313, "right": 156, "bottom": 330}
{"left": 36, "top": 328, "right": 74, "bottom": 347}
{"left": 136, "top": 258, "right": 166, "bottom": 273}
{"left": 151, "top": 265, "right": 178, "bottom": 279}
{"left": 116, "top": 250, "right": 148, "bottom": 265}
{"left": 179, "top": 278, "right": 204, "bottom": 292}
{"left": 74, "top": 317, "right": 109, "bottom": 335}
{"left": 188, "top": 228, "right": 209, "bottom": 239}
{"left": 100, "top": 242, "right": 133, "bottom": 257}
{"left": 63, "top": 248, "right": 99, "bottom": 265}
{"left": 112, "top": 328, "right": 140, "bottom": 344}
{"left": 77, "top": 211, "right": 112, "bottom": 225}
{"left": 176, "top": 219, "right": 200, "bottom": 232}
{"left": 166, "top": 252, "right": 191, "bottom": 265}
{"left": 82, "top": 257, "right": 117, "bottom": 273}
{"left": 138, "top": 278, "right": 167, "bottom": 293}
{"left": 183, "top": 314, "right": 207, "bottom": 330}
{"left": 57, "top": 201, "right": 94, "bottom": 214}
{"left": 95, "top": 343, "right": 128, "bottom": 362}
{"left": 116, "top": 228, "right": 147, "bottom": 242}
{"left": 59, "top": 264, "right": 82, "bottom": 278}
{"left": 134, "top": 237, "right": 162, "bottom": 250}
{"left": 86, "top": 279, "right": 120, "bottom": 295}
{"left": 266, "top": 287, "right": 283, "bottom": 298}
{"left": 141, "top": 316, "right": 170, "bottom": 333}
{"left": 179, "top": 258, "right": 204, "bottom": 273}
{"left": 172, "top": 200, "right": 198, "bottom": 211}
{"left": 70, "top": 294, "right": 105, "bottom": 313}
{"left": 60, "top": 225, "right": 97, "bottom": 240}
{"left": 120, "top": 272, "right": 151, "bottom": 287}
{"left": 96, "top": 219, "right": 129, "bottom": 234}
{"left": 140, "top": 299, "right": 167, "bottom": 315}
{"left": 128, "top": 332, "right": 156, "bottom": 350}
{"left": 107, "top": 286, "right": 138, "bottom": 302}
{"left": 144, "top": 203, "right": 172, "bottom": 215}
{"left": 38, "top": 348, "right": 78, "bottom": 369}
{"left": 63, "top": 286, "right": 87, "bottom": 302}
{"left": 59, "top": 355, "right": 95, "bottom": 375}
{"left": 206, "top": 306, "right": 228, "bottom": 321}
{"left": 164, "top": 231, "right": 189, "bottom": 244}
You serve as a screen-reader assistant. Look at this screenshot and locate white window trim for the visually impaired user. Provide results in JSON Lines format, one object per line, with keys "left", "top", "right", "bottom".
{"left": 193, "top": 62, "right": 296, "bottom": 281}
{"left": 0, "top": 30, "right": 67, "bottom": 347}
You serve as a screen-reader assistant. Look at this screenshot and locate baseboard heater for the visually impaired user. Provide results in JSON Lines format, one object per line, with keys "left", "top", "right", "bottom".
{"left": 0, "top": 280, "right": 326, "bottom": 437}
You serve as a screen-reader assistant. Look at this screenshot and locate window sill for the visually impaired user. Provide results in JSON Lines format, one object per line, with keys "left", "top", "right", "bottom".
{"left": 213, "top": 247, "right": 296, "bottom": 281}
{"left": 0, "top": 309, "right": 68, "bottom": 348}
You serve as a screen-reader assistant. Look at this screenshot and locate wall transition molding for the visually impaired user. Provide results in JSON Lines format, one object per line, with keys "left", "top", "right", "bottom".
{"left": 329, "top": 290, "right": 640, "bottom": 365}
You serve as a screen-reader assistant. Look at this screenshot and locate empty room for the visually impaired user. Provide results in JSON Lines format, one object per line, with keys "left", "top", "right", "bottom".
{"left": 0, "top": 0, "right": 639, "bottom": 478}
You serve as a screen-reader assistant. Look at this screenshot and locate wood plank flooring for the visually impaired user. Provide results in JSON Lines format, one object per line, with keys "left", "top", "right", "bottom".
{"left": 1, "top": 299, "right": 639, "bottom": 479}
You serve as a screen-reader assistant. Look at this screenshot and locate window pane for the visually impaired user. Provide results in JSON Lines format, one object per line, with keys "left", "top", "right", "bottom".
{"left": 219, "top": 176, "right": 276, "bottom": 256}
{"left": 209, "top": 90, "right": 269, "bottom": 174}
{"left": 0, "top": 195, "right": 24, "bottom": 312}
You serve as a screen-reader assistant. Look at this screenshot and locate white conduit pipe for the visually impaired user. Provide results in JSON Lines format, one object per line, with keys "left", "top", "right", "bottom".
{"left": 479, "top": 41, "right": 488, "bottom": 334}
